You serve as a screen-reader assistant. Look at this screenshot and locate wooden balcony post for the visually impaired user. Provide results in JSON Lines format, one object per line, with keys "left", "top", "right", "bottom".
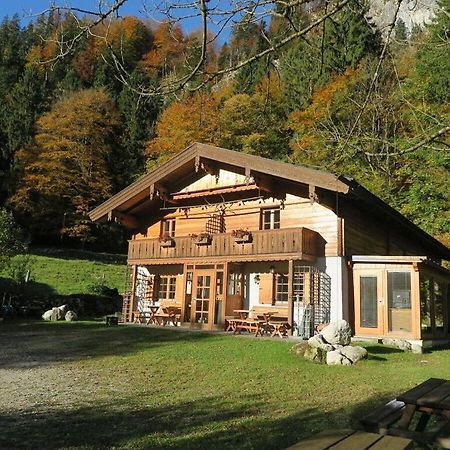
{"left": 288, "top": 259, "right": 294, "bottom": 336}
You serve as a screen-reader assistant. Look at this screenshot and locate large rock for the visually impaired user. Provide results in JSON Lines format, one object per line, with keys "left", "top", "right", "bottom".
{"left": 326, "top": 350, "right": 352, "bottom": 366}
{"left": 304, "top": 345, "right": 328, "bottom": 364}
{"left": 321, "top": 320, "right": 352, "bottom": 346}
{"left": 42, "top": 307, "right": 59, "bottom": 321}
{"left": 65, "top": 310, "right": 78, "bottom": 322}
{"left": 308, "top": 335, "right": 334, "bottom": 352}
{"left": 340, "top": 346, "right": 368, "bottom": 364}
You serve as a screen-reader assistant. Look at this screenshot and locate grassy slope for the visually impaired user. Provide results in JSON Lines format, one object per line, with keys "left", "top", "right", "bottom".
{"left": 1, "top": 321, "right": 449, "bottom": 449}
{"left": 0, "top": 248, "right": 127, "bottom": 295}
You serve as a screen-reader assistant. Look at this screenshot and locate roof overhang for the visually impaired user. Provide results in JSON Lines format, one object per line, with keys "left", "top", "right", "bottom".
{"left": 89, "top": 142, "right": 349, "bottom": 223}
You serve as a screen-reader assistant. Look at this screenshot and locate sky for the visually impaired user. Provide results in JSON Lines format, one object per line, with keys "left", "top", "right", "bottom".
{"left": 0, "top": 0, "right": 156, "bottom": 23}
{"left": 0, "top": 0, "right": 233, "bottom": 44}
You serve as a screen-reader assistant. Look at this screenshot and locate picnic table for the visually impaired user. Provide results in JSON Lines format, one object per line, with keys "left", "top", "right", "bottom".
{"left": 395, "top": 378, "right": 450, "bottom": 446}
{"left": 286, "top": 429, "right": 413, "bottom": 449}
{"left": 233, "top": 309, "right": 250, "bottom": 319}
{"left": 361, "top": 378, "right": 450, "bottom": 448}
{"left": 153, "top": 306, "right": 181, "bottom": 326}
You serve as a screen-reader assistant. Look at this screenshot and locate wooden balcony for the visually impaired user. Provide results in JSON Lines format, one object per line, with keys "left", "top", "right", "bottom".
{"left": 128, "top": 227, "right": 318, "bottom": 265}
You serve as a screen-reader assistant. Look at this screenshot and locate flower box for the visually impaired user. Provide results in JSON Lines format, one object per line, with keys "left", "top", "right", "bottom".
{"left": 159, "top": 233, "right": 175, "bottom": 248}
{"left": 232, "top": 229, "right": 252, "bottom": 244}
{"left": 160, "top": 238, "right": 175, "bottom": 248}
{"left": 191, "top": 233, "right": 212, "bottom": 246}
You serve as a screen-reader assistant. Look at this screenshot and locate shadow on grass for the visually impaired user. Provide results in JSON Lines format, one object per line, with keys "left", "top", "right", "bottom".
{"left": 363, "top": 345, "right": 405, "bottom": 355}
{"left": 0, "top": 392, "right": 399, "bottom": 450}
{"left": 0, "top": 321, "right": 216, "bottom": 370}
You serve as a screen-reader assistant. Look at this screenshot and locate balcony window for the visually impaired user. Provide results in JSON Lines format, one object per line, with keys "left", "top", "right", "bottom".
{"left": 161, "top": 219, "right": 176, "bottom": 237}
{"left": 261, "top": 208, "right": 280, "bottom": 230}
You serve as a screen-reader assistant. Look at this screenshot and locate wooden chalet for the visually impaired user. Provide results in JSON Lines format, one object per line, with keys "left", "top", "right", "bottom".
{"left": 89, "top": 143, "right": 450, "bottom": 349}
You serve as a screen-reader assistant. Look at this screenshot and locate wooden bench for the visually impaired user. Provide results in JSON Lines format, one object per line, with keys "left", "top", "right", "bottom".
{"left": 285, "top": 429, "right": 413, "bottom": 449}
{"left": 233, "top": 318, "right": 263, "bottom": 336}
{"left": 360, "top": 399, "right": 406, "bottom": 434}
{"left": 225, "top": 316, "right": 239, "bottom": 332}
{"left": 268, "top": 317, "right": 291, "bottom": 338}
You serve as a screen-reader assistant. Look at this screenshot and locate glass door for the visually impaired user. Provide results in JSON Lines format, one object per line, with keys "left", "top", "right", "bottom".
{"left": 387, "top": 271, "right": 412, "bottom": 334}
{"left": 355, "top": 270, "right": 384, "bottom": 336}
{"left": 193, "top": 272, "right": 211, "bottom": 324}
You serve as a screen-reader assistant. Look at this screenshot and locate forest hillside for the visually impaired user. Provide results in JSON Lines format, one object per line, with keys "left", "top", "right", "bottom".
{"left": 0, "top": 0, "right": 448, "bottom": 251}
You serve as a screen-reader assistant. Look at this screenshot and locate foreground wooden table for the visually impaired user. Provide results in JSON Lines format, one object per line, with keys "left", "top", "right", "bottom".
{"left": 286, "top": 429, "right": 413, "bottom": 449}
{"left": 394, "top": 377, "right": 450, "bottom": 447}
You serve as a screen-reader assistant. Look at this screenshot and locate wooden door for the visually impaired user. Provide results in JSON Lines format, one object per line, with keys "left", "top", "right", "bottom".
{"left": 354, "top": 270, "right": 384, "bottom": 336}
{"left": 191, "top": 270, "right": 214, "bottom": 328}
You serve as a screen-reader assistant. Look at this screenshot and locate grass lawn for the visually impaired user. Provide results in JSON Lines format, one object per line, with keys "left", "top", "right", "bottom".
{"left": 0, "top": 248, "right": 127, "bottom": 295}
{"left": 1, "top": 321, "right": 449, "bottom": 449}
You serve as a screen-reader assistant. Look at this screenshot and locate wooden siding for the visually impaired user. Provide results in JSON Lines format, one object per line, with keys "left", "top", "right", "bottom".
{"left": 128, "top": 227, "right": 318, "bottom": 265}
{"left": 343, "top": 204, "right": 432, "bottom": 257}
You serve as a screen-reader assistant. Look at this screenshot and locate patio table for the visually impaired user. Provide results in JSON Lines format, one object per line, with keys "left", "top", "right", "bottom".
{"left": 233, "top": 309, "right": 250, "bottom": 319}
{"left": 145, "top": 305, "right": 160, "bottom": 325}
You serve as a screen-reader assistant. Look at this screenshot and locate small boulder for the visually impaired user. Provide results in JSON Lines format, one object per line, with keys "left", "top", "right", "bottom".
{"left": 57, "top": 304, "right": 69, "bottom": 320}
{"left": 42, "top": 310, "right": 53, "bottom": 321}
{"left": 42, "top": 307, "right": 59, "bottom": 321}
{"left": 321, "top": 320, "right": 352, "bottom": 346}
{"left": 326, "top": 350, "right": 352, "bottom": 366}
{"left": 340, "top": 346, "right": 368, "bottom": 364}
{"left": 65, "top": 310, "right": 78, "bottom": 322}
{"left": 304, "top": 345, "right": 328, "bottom": 364}
{"left": 308, "top": 335, "right": 334, "bottom": 351}
{"left": 291, "top": 342, "right": 309, "bottom": 357}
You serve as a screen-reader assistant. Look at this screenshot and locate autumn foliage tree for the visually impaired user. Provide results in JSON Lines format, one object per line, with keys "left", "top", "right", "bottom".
{"left": 140, "top": 22, "right": 187, "bottom": 77}
{"left": 10, "top": 89, "right": 119, "bottom": 243}
{"left": 146, "top": 93, "right": 221, "bottom": 169}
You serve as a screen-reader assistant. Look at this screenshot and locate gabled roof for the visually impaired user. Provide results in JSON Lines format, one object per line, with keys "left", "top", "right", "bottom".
{"left": 89, "top": 142, "right": 450, "bottom": 260}
{"left": 89, "top": 142, "right": 349, "bottom": 222}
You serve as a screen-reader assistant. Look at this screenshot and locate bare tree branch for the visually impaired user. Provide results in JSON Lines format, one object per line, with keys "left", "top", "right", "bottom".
{"left": 35, "top": 0, "right": 352, "bottom": 97}
{"left": 364, "top": 125, "right": 450, "bottom": 157}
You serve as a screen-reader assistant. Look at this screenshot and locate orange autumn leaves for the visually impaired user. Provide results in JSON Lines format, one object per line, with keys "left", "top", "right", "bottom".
{"left": 146, "top": 70, "right": 357, "bottom": 166}
{"left": 11, "top": 89, "right": 119, "bottom": 237}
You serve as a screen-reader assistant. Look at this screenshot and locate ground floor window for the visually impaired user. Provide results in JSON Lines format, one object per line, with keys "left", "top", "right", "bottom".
{"left": 275, "top": 274, "right": 289, "bottom": 304}
{"left": 157, "top": 276, "right": 176, "bottom": 301}
{"left": 420, "top": 273, "right": 449, "bottom": 335}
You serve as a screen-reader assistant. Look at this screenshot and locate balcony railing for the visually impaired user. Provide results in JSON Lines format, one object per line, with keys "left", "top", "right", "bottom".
{"left": 128, "top": 227, "right": 318, "bottom": 264}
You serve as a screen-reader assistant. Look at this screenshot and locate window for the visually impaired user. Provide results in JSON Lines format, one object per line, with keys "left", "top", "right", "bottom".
{"left": 388, "top": 272, "right": 411, "bottom": 309}
{"left": 227, "top": 273, "right": 242, "bottom": 296}
{"left": 157, "top": 276, "right": 176, "bottom": 301}
{"left": 161, "top": 219, "right": 176, "bottom": 237}
{"left": 387, "top": 271, "right": 411, "bottom": 333}
{"left": 360, "top": 276, "right": 378, "bottom": 328}
{"left": 261, "top": 208, "right": 280, "bottom": 230}
{"left": 434, "top": 281, "right": 445, "bottom": 332}
{"left": 275, "top": 274, "right": 289, "bottom": 303}
{"left": 420, "top": 276, "right": 432, "bottom": 333}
